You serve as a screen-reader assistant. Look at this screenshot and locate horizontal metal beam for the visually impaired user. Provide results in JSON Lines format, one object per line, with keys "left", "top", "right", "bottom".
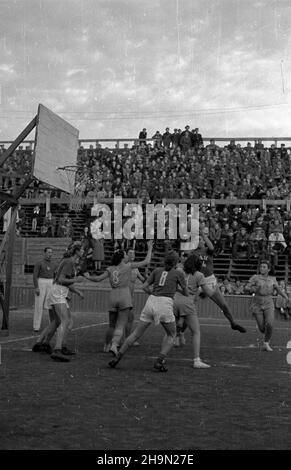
{"left": 1, "top": 136, "right": 291, "bottom": 147}
{"left": 17, "top": 195, "right": 291, "bottom": 207}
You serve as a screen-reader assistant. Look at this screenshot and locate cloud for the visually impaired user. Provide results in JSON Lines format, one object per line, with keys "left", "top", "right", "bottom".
{"left": 1, "top": 0, "right": 291, "bottom": 140}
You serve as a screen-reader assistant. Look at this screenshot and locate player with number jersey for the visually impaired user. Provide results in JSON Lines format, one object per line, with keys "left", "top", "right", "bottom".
{"left": 125, "top": 248, "right": 145, "bottom": 343}
{"left": 32, "top": 244, "right": 85, "bottom": 362}
{"left": 245, "top": 259, "right": 288, "bottom": 351}
{"left": 84, "top": 241, "right": 153, "bottom": 354}
{"left": 174, "top": 254, "right": 211, "bottom": 369}
{"left": 193, "top": 230, "right": 247, "bottom": 333}
{"left": 108, "top": 251, "right": 189, "bottom": 372}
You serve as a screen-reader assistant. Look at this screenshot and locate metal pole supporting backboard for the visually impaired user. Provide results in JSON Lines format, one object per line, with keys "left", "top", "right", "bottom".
{"left": 1, "top": 207, "right": 17, "bottom": 330}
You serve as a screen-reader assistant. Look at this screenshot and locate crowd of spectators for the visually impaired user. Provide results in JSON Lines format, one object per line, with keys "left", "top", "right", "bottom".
{"left": 1, "top": 129, "right": 291, "bottom": 260}
{"left": 73, "top": 128, "right": 291, "bottom": 201}
{"left": 1, "top": 129, "right": 291, "bottom": 202}
{"left": 198, "top": 204, "right": 290, "bottom": 263}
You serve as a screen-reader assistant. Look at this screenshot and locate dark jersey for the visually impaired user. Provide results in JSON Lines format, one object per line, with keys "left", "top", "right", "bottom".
{"left": 193, "top": 247, "right": 214, "bottom": 277}
{"left": 54, "top": 258, "right": 76, "bottom": 284}
{"left": 147, "top": 267, "right": 186, "bottom": 298}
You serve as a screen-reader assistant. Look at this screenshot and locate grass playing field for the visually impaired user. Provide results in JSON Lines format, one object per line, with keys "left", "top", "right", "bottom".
{"left": 0, "top": 309, "right": 290, "bottom": 450}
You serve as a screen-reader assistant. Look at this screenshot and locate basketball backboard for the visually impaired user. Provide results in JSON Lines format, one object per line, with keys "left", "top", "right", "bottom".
{"left": 33, "top": 104, "right": 79, "bottom": 194}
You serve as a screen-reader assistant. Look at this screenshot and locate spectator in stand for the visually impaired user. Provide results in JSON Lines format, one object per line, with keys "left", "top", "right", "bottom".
{"left": 233, "top": 279, "right": 245, "bottom": 295}
{"left": 209, "top": 221, "right": 222, "bottom": 254}
{"left": 254, "top": 138, "right": 264, "bottom": 158}
{"left": 249, "top": 226, "right": 267, "bottom": 258}
{"left": 162, "top": 127, "right": 172, "bottom": 149}
{"left": 240, "top": 208, "right": 255, "bottom": 233}
{"left": 41, "top": 211, "right": 57, "bottom": 237}
{"left": 78, "top": 227, "right": 94, "bottom": 273}
{"left": 90, "top": 216, "right": 105, "bottom": 271}
{"left": 32, "top": 205, "right": 42, "bottom": 232}
{"left": 220, "top": 223, "right": 234, "bottom": 253}
{"left": 138, "top": 128, "right": 147, "bottom": 145}
{"left": 222, "top": 278, "right": 234, "bottom": 295}
{"left": 268, "top": 228, "right": 287, "bottom": 266}
{"left": 238, "top": 178, "right": 251, "bottom": 198}
{"left": 275, "top": 280, "right": 291, "bottom": 320}
{"left": 229, "top": 206, "right": 241, "bottom": 225}
{"left": 232, "top": 227, "right": 250, "bottom": 259}
{"left": 152, "top": 130, "right": 163, "bottom": 148}
{"left": 206, "top": 139, "right": 219, "bottom": 153}
{"left": 57, "top": 213, "right": 73, "bottom": 238}
{"left": 269, "top": 216, "right": 284, "bottom": 235}
{"left": 219, "top": 207, "right": 230, "bottom": 227}
{"left": 231, "top": 220, "right": 240, "bottom": 242}
{"left": 16, "top": 204, "right": 26, "bottom": 236}
{"left": 267, "top": 206, "right": 282, "bottom": 226}
{"left": 179, "top": 126, "right": 194, "bottom": 153}
{"left": 227, "top": 139, "right": 236, "bottom": 151}
{"left": 171, "top": 129, "right": 180, "bottom": 149}
{"left": 192, "top": 128, "right": 203, "bottom": 149}
{"left": 208, "top": 206, "right": 219, "bottom": 228}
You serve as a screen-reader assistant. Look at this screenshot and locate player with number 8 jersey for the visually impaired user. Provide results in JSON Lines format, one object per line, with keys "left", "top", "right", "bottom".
{"left": 84, "top": 241, "right": 153, "bottom": 354}
{"left": 108, "top": 251, "right": 189, "bottom": 372}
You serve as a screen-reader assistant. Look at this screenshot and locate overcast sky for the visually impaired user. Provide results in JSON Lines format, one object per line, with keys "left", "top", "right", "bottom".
{"left": 1, "top": 0, "right": 291, "bottom": 142}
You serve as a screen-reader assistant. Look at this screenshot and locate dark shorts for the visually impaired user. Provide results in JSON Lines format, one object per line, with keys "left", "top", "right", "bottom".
{"left": 108, "top": 287, "right": 132, "bottom": 312}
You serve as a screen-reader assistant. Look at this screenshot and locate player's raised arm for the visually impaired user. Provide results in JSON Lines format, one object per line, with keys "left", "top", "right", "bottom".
{"left": 200, "top": 230, "right": 214, "bottom": 252}
{"left": 131, "top": 240, "right": 153, "bottom": 268}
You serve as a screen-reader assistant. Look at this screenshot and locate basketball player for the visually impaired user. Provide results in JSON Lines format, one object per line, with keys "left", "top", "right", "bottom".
{"left": 108, "top": 251, "right": 189, "bottom": 372}
{"left": 174, "top": 253, "right": 211, "bottom": 368}
{"left": 84, "top": 240, "right": 153, "bottom": 355}
{"left": 193, "top": 230, "right": 247, "bottom": 333}
{"left": 125, "top": 248, "right": 145, "bottom": 343}
{"left": 245, "top": 259, "right": 288, "bottom": 351}
{"left": 33, "top": 244, "right": 85, "bottom": 362}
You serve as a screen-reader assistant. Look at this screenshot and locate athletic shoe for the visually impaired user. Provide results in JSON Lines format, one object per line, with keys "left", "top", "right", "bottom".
{"left": 193, "top": 359, "right": 211, "bottom": 369}
{"left": 180, "top": 333, "right": 186, "bottom": 345}
{"left": 33, "top": 329, "right": 39, "bottom": 333}
{"left": 51, "top": 349, "right": 70, "bottom": 362}
{"left": 32, "top": 343, "right": 42, "bottom": 353}
{"left": 153, "top": 358, "right": 168, "bottom": 372}
{"left": 61, "top": 346, "right": 76, "bottom": 356}
{"left": 109, "top": 344, "right": 119, "bottom": 357}
{"left": 231, "top": 323, "right": 247, "bottom": 333}
{"left": 173, "top": 336, "right": 180, "bottom": 347}
{"left": 41, "top": 343, "right": 53, "bottom": 355}
{"left": 133, "top": 341, "right": 140, "bottom": 347}
{"left": 262, "top": 342, "right": 273, "bottom": 352}
{"left": 108, "top": 354, "right": 121, "bottom": 368}
{"left": 103, "top": 343, "right": 111, "bottom": 353}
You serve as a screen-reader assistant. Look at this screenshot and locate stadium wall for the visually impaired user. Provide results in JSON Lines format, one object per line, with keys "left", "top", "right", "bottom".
{"left": 10, "top": 286, "right": 280, "bottom": 321}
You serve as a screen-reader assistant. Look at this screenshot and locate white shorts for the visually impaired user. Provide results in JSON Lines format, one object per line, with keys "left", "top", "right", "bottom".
{"left": 203, "top": 274, "right": 218, "bottom": 294}
{"left": 44, "top": 284, "right": 69, "bottom": 309}
{"left": 140, "top": 295, "right": 175, "bottom": 325}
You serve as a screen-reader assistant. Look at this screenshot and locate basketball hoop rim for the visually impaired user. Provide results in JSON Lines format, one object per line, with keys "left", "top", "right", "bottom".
{"left": 57, "top": 165, "right": 79, "bottom": 172}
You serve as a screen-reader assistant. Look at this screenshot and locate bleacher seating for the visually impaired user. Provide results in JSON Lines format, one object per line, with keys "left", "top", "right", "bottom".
{"left": 1, "top": 137, "right": 291, "bottom": 292}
